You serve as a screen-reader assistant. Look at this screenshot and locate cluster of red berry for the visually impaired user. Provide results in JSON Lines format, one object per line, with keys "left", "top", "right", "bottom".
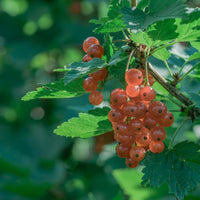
{"left": 108, "top": 68, "right": 174, "bottom": 168}
{"left": 82, "top": 37, "right": 107, "bottom": 105}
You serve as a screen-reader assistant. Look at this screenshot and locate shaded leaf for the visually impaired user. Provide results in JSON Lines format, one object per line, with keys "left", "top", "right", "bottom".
{"left": 65, "top": 58, "right": 105, "bottom": 84}
{"left": 54, "top": 107, "right": 112, "bottom": 138}
{"left": 141, "top": 141, "right": 200, "bottom": 200}
{"left": 104, "top": 33, "right": 114, "bottom": 62}
{"left": 188, "top": 93, "right": 200, "bottom": 107}
{"left": 122, "top": 0, "right": 187, "bottom": 32}
{"left": 22, "top": 78, "right": 86, "bottom": 101}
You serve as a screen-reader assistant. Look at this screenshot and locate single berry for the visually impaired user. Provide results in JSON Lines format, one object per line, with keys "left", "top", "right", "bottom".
{"left": 116, "top": 134, "right": 135, "bottom": 147}
{"left": 125, "top": 157, "right": 139, "bottom": 168}
{"left": 82, "top": 54, "right": 92, "bottom": 62}
{"left": 126, "top": 85, "right": 140, "bottom": 98}
{"left": 108, "top": 109, "right": 126, "bottom": 123}
{"left": 134, "top": 102, "right": 147, "bottom": 119}
{"left": 151, "top": 126, "right": 166, "bottom": 142}
{"left": 136, "top": 131, "right": 151, "bottom": 147}
{"left": 83, "top": 37, "right": 100, "bottom": 53}
{"left": 125, "top": 68, "right": 143, "bottom": 86}
{"left": 129, "top": 118, "right": 143, "bottom": 132}
{"left": 140, "top": 86, "right": 156, "bottom": 101}
{"left": 87, "top": 44, "right": 104, "bottom": 58}
{"left": 122, "top": 102, "right": 137, "bottom": 117}
{"left": 158, "top": 111, "right": 174, "bottom": 127}
{"left": 143, "top": 113, "right": 158, "bottom": 130}
{"left": 82, "top": 77, "right": 98, "bottom": 92}
{"left": 112, "top": 122, "right": 129, "bottom": 135}
{"left": 110, "top": 88, "right": 127, "bottom": 109}
{"left": 149, "top": 141, "right": 165, "bottom": 153}
{"left": 129, "top": 146, "right": 146, "bottom": 162}
{"left": 89, "top": 91, "right": 103, "bottom": 105}
{"left": 89, "top": 68, "right": 107, "bottom": 81}
{"left": 148, "top": 101, "right": 167, "bottom": 118}
{"left": 116, "top": 144, "right": 130, "bottom": 158}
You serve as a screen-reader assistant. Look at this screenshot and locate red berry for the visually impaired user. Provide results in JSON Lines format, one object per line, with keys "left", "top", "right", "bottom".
{"left": 112, "top": 122, "right": 129, "bottom": 135}
{"left": 89, "top": 91, "right": 103, "bottom": 105}
{"left": 143, "top": 113, "right": 158, "bottom": 130}
{"left": 82, "top": 54, "right": 92, "bottom": 62}
{"left": 129, "top": 146, "right": 146, "bottom": 162}
{"left": 108, "top": 109, "right": 126, "bottom": 123}
{"left": 83, "top": 37, "right": 100, "bottom": 53}
{"left": 158, "top": 111, "right": 174, "bottom": 127}
{"left": 136, "top": 131, "right": 151, "bottom": 147}
{"left": 122, "top": 102, "right": 137, "bottom": 117}
{"left": 89, "top": 68, "right": 107, "bottom": 81}
{"left": 139, "top": 86, "right": 156, "bottom": 101}
{"left": 125, "top": 68, "right": 143, "bottom": 86}
{"left": 150, "top": 126, "right": 166, "bottom": 142}
{"left": 126, "top": 85, "right": 140, "bottom": 98}
{"left": 148, "top": 101, "right": 167, "bottom": 118}
{"left": 110, "top": 88, "right": 127, "bottom": 109}
{"left": 82, "top": 77, "right": 98, "bottom": 92}
{"left": 116, "top": 144, "right": 130, "bottom": 158}
{"left": 116, "top": 134, "right": 135, "bottom": 147}
{"left": 149, "top": 141, "right": 164, "bottom": 153}
{"left": 129, "top": 118, "right": 143, "bottom": 132}
{"left": 125, "top": 157, "right": 139, "bottom": 168}
{"left": 134, "top": 102, "right": 147, "bottom": 119}
{"left": 87, "top": 44, "right": 104, "bottom": 58}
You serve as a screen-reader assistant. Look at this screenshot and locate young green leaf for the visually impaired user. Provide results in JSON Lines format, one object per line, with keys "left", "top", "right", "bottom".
{"left": 22, "top": 78, "right": 86, "bottom": 101}
{"left": 122, "top": 0, "right": 187, "bottom": 32}
{"left": 141, "top": 141, "right": 200, "bottom": 200}
{"left": 54, "top": 107, "right": 112, "bottom": 138}
{"left": 175, "top": 10, "right": 200, "bottom": 43}
{"left": 65, "top": 58, "right": 105, "bottom": 84}
{"left": 152, "top": 48, "right": 171, "bottom": 61}
{"left": 187, "top": 52, "right": 200, "bottom": 63}
{"left": 90, "top": 0, "right": 130, "bottom": 33}
{"left": 131, "top": 19, "right": 178, "bottom": 48}
{"left": 104, "top": 33, "right": 114, "bottom": 62}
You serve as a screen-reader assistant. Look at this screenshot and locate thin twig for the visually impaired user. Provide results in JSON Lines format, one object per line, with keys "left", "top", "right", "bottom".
{"left": 126, "top": 49, "right": 135, "bottom": 72}
{"left": 131, "top": 0, "right": 137, "bottom": 7}
{"left": 163, "top": 60, "right": 173, "bottom": 78}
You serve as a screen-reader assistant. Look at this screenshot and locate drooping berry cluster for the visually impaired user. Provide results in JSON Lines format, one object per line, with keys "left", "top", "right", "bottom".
{"left": 82, "top": 37, "right": 107, "bottom": 105}
{"left": 108, "top": 68, "right": 174, "bottom": 168}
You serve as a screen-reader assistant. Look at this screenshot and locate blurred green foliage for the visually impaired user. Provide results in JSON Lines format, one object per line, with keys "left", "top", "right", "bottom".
{"left": 0, "top": 0, "right": 200, "bottom": 200}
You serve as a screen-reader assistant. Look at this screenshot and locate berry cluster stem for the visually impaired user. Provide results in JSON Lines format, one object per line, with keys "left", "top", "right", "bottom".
{"left": 131, "top": 0, "right": 137, "bottom": 7}
{"left": 126, "top": 49, "right": 134, "bottom": 72}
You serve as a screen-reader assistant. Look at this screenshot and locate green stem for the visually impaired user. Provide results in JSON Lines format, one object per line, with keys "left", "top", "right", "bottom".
{"left": 168, "top": 117, "right": 188, "bottom": 150}
{"left": 126, "top": 49, "right": 134, "bottom": 72}
{"left": 178, "top": 62, "right": 187, "bottom": 75}
{"left": 112, "top": 39, "right": 129, "bottom": 43}
{"left": 151, "top": 40, "right": 178, "bottom": 55}
{"left": 122, "top": 30, "right": 129, "bottom": 40}
{"left": 144, "top": 51, "right": 149, "bottom": 86}
{"left": 164, "top": 60, "right": 173, "bottom": 78}
{"left": 179, "top": 62, "right": 200, "bottom": 82}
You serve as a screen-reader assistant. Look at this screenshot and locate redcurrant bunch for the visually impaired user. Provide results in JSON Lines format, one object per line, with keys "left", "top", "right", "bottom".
{"left": 82, "top": 37, "right": 107, "bottom": 105}
{"left": 108, "top": 68, "right": 174, "bottom": 168}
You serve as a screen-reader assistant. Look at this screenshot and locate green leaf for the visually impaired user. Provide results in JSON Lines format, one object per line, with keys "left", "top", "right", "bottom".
{"left": 152, "top": 81, "right": 169, "bottom": 96}
{"left": 113, "top": 169, "right": 171, "bottom": 200}
{"left": 104, "top": 33, "right": 114, "bottom": 62}
{"left": 137, "top": 0, "right": 149, "bottom": 10}
{"left": 152, "top": 48, "right": 171, "bottom": 61}
{"left": 108, "top": 49, "right": 129, "bottom": 82}
{"left": 91, "top": 0, "right": 130, "bottom": 33}
{"left": 190, "top": 41, "right": 200, "bottom": 51}
{"left": 54, "top": 107, "right": 112, "bottom": 138}
{"left": 131, "top": 19, "right": 178, "bottom": 48}
{"left": 53, "top": 68, "right": 70, "bottom": 72}
{"left": 65, "top": 58, "right": 105, "bottom": 84}
{"left": 188, "top": 93, "right": 200, "bottom": 107}
{"left": 141, "top": 141, "right": 200, "bottom": 200}
{"left": 187, "top": 52, "right": 200, "bottom": 63}
{"left": 176, "top": 10, "right": 200, "bottom": 43}
{"left": 22, "top": 78, "right": 86, "bottom": 101}
{"left": 122, "top": 0, "right": 187, "bottom": 32}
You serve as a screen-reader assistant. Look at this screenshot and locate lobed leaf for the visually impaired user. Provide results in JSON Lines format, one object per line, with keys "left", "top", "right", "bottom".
{"left": 152, "top": 48, "right": 171, "bottom": 61}
{"left": 65, "top": 58, "right": 105, "bottom": 84}
{"left": 54, "top": 107, "right": 112, "bottom": 138}
{"left": 122, "top": 0, "right": 187, "bottom": 32}
{"left": 22, "top": 78, "right": 86, "bottom": 101}
{"left": 141, "top": 141, "right": 200, "bottom": 200}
